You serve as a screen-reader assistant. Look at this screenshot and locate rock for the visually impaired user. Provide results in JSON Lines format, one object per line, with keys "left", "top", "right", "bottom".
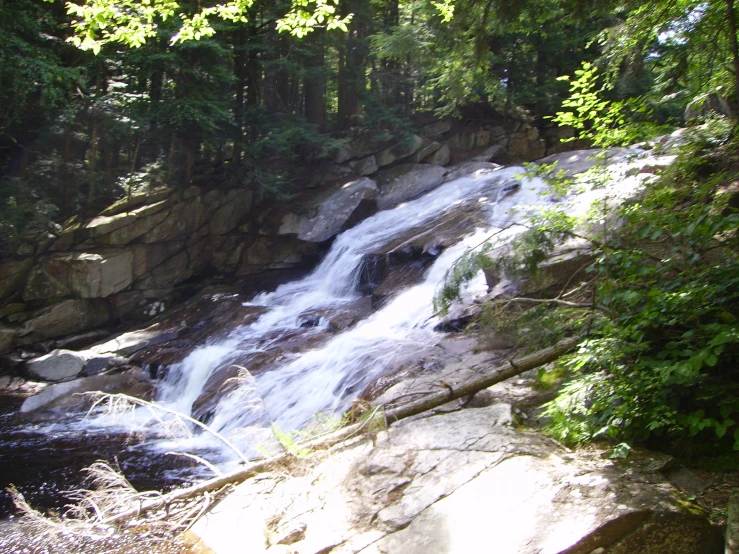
{"left": 81, "top": 353, "right": 127, "bottom": 376}
{"left": 346, "top": 133, "right": 395, "bottom": 159}
{"left": 443, "top": 161, "right": 501, "bottom": 182}
{"left": 425, "top": 143, "right": 450, "bottom": 166}
{"left": 685, "top": 93, "right": 733, "bottom": 122}
{"left": 376, "top": 164, "right": 448, "bottom": 210}
{"left": 207, "top": 189, "right": 253, "bottom": 236}
{"left": 0, "top": 303, "right": 25, "bottom": 320}
{"left": 192, "top": 404, "right": 716, "bottom": 554}
{"left": 412, "top": 141, "right": 441, "bottom": 163}
{"left": 727, "top": 489, "right": 739, "bottom": 554}
{"left": 18, "top": 299, "right": 111, "bottom": 345}
{"left": 100, "top": 188, "right": 171, "bottom": 217}
{"left": 349, "top": 155, "right": 379, "bottom": 176}
{"left": 23, "top": 250, "right": 134, "bottom": 301}
{"left": 85, "top": 200, "right": 171, "bottom": 245}
{"left": 278, "top": 213, "right": 305, "bottom": 236}
{"left": 375, "top": 135, "right": 424, "bottom": 167}
{"left": 470, "top": 144, "right": 505, "bottom": 163}
{"left": 25, "top": 349, "right": 87, "bottom": 382}
{"left": 0, "top": 259, "right": 33, "bottom": 301}
{"left": 298, "top": 178, "right": 378, "bottom": 243}
{"left": 19, "top": 368, "right": 153, "bottom": 416}
{"left": 447, "top": 131, "right": 477, "bottom": 150}
{"left": 663, "top": 467, "right": 710, "bottom": 495}
{"left": 52, "top": 329, "right": 111, "bottom": 351}
{"left": 89, "top": 327, "right": 182, "bottom": 357}
{"left": 0, "top": 325, "right": 16, "bottom": 355}
{"left": 422, "top": 121, "right": 451, "bottom": 138}
{"left": 536, "top": 147, "right": 638, "bottom": 177}
{"left": 356, "top": 253, "right": 388, "bottom": 295}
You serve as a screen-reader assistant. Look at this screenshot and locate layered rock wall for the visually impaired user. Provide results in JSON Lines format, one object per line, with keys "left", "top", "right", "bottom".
{"left": 0, "top": 116, "right": 575, "bottom": 354}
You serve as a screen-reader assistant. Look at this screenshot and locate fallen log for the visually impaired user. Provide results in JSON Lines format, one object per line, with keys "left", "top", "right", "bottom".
{"left": 102, "top": 335, "right": 580, "bottom": 525}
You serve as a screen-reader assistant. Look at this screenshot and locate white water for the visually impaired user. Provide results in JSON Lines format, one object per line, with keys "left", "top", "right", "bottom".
{"left": 148, "top": 167, "right": 541, "bottom": 440}
{"left": 84, "top": 147, "right": 662, "bottom": 462}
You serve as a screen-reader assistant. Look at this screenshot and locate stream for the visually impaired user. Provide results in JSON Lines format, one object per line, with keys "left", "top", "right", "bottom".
{"left": 0, "top": 148, "right": 659, "bottom": 520}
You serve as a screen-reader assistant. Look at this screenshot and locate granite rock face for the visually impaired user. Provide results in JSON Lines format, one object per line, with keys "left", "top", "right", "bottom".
{"left": 191, "top": 404, "right": 721, "bottom": 554}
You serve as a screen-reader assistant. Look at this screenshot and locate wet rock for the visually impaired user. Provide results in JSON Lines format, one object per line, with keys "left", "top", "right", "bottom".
{"left": 371, "top": 263, "right": 427, "bottom": 308}
{"left": 298, "top": 177, "right": 378, "bottom": 243}
{"left": 19, "top": 368, "right": 153, "bottom": 416}
{"left": 375, "top": 164, "right": 448, "bottom": 209}
{"left": 192, "top": 365, "right": 271, "bottom": 426}
{"left": 443, "top": 161, "right": 501, "bottom": 182}
{"left": 356, "top": 254, "right": 388, "bottom": 295}
{"left": 536, "top": 147, "right": 639, "bottom": 177}
{"left": 25, "top": 349, "right": 87, "bottom": 382}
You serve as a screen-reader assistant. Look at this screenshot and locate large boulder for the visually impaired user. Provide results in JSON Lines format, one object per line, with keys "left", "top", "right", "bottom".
{"left": 376, "top": 164, "right": 448, "bottom": 209}
{"left": 298, "top": 178, "right": 379, "bottom": 243}
{"left": 25, "top": 349, "right": 87, "bottom": 381}
{"left": 19, "top": 368, "right": 153, "bottom": 416}
{"left": 23, "top": 250, "right": 133, "bottom": 301}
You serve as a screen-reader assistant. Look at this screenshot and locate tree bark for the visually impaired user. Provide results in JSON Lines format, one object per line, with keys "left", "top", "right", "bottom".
{"left": 726, "top": 0, "right": 739, "bottom": 111}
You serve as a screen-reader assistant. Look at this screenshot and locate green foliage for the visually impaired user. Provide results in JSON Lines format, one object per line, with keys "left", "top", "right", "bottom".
{"left": 551, "top": 62, "right": 670, "bottom": 148}
{"left": 543, "top": 120, "right": 739, "bottom": 451}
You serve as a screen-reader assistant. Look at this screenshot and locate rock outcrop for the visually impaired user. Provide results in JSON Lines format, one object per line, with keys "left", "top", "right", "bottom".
{"left": 0, "top": 114, "right": 576, "bottom": 354}
{"left": 190, "top": 402, "right": 721, "bottom": 554}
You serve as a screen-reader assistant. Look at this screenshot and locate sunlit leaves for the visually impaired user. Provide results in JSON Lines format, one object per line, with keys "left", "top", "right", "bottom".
{"left": 275, "top": 0, "right": 353, "bottom": 38}
{"left": 63, "top": 0, "right": 354, "bottom": 51}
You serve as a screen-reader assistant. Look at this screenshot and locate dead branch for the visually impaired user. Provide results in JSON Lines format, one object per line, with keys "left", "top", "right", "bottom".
{"left": 83, "top": 392, "right": 251, "bottom": 465}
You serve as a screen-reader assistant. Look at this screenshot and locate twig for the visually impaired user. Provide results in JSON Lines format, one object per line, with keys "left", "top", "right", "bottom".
{"left": 83, "top": 392, "right": 250, "bottom": 465}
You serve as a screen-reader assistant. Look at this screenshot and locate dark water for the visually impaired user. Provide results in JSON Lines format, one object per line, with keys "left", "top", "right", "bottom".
{"left": 0, "top": 396, "right": 206, "bottom": 519}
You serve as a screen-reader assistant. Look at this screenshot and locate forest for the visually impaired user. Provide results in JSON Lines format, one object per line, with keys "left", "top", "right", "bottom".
{"left": 1, "top": 0, "right": 739, "bottom": 469}
{"left": 2, "top": 0, "right": 735, "bottom": 249}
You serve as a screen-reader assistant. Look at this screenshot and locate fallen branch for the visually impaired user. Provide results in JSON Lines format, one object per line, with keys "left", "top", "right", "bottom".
{"left": 100, "top": 336, "right": 580, "bottom": 525}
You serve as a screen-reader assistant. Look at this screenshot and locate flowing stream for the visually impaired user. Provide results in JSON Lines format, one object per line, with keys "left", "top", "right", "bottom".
{"left": 2, "top": 147, "right": 661, "bottom": 515}
{"left": 148, "top": 166, "right": 549, "bottom": 460}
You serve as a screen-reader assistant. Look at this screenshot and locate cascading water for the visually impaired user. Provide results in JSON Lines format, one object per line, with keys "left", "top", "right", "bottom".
{"left": 1, "top": 146, "right": 664, "bottom": 518}
{"left": 146, "top": 166, "right": 551, "bottom": 462}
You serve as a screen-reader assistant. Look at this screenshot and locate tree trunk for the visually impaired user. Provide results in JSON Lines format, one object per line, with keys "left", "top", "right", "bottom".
{"left": 727, "top": 0, "right": 739, "bottom": 110}
{"left": 304, "top": 31, "right": 326, "bottom": 131}
{"left": 232, "top": 28, "right": 247, "bottom": 164}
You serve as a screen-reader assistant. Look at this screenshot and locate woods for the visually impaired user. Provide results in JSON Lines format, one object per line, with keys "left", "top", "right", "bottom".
{"left": 4, "top": 0, "right": 736, "bottom": 254}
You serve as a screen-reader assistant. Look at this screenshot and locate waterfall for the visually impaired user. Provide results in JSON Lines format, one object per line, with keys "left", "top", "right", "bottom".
{"left": 151, "top": 166, "right": 550, "bottom": 457}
